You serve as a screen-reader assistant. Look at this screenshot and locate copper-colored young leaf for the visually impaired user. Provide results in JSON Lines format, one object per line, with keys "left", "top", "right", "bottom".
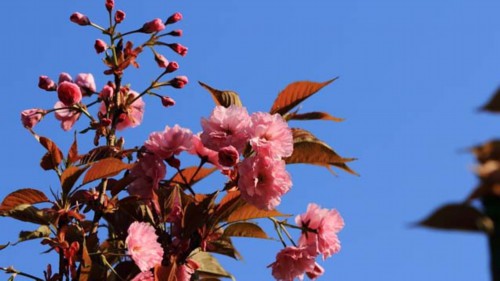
{"left": 67, "top": 137, "right": 80, "bottom": 166}
{"left": 480, "top": 87, "right": 500, "bottom": 112}
{"left": 287, "top": 111, "right": 343, "bottom": 122}
{"left": 190, "top": 251, "right": 234, "bottom": 280}
{"left": 79, "top": 146, "right": 121, "bottom": 165}
{"left": 223, "top": 222, "right": 269, "bottom": 239}
{"left": 0, "top": 188, "right": 49, "bottom": 213}
{"left": 226, "top": 202, "right": 289, "bottom": 223}
{"left": 213, "top": 191, "right": 245, "bottom": 224}
{"left": 270, "top": 78, "right": 337, "bottom": 115}
{"left": 467, "top": 182, "right": 500, "bottom": 202}
{"left": 170, "top": 166, "right": 217, "bottom": 187}
{"left": 61, "top": 166, "right": 89, "bottom": 194}
{"left": 15, "top": 225, "right": 51, "bottom": 245}
{"left": 205, "top": 236, "right": 242, "bottom": 260}
{"left": 154, "top": 264, "right": 176, "bottom": 281}
{"left": 471, "top": 140, "right": 500, "bottom": 163}
{"left": 78, "top": 240, "right": 93, "bottom": 281}
{"left": 285, "top": 128, "right": 358, "bottom": 175}
{"left": 199, "top": 81, "right": 243, "bottom": 108}
{"left": 418, "top": 203, "right": 493, "bottom": 233}
{"left": 109, "top": 174, "right": 137, "bottom": 196}
{"left": 38, "top": 136, "right": 64, "bottom": 170}
{"left": 1, "top": 204, "right": 52, "bottom": 225}
{"left": 82, "top": 158, "right": 133, "bottom": 185}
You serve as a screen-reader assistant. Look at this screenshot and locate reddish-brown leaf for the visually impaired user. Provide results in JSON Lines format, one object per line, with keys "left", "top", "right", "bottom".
{"left": 223, "top": 222, "right": 269, "bottom": 239}
{"left": 199, "top": 81, "right": 243, "bottom": 107}
{"left": 109, "top": 174, "right": 137, "bottom": 196}
{"left": 61, "top": 166, "right": 89, "bottom": 194}
{"left": 226, "top": 202, "right": 289, "bottom": 223}
{"left": 67, "top": 137, "right": 80, "bottom": 166}
{"left": 79, "top": 146, "right": 121, "bottom": 165}
{"left": 287, "top": 111, "right": 343, "bottom": 122}
{"left": 0, "top": 189, "right": 49, "bottom": 212}
{"left": 154, "top": 264, "right": 176, "bottom": 281}
{"left": 480, "top": 87, "right": 500, "bottom": 112}
{"left": 82, "top": 158, "right": 133, "bottom": 185}
{"left": 1, "top": 205, "right": 52, "bottom": 225}
{"left": 213, "top": 191, "right": 245, "bottom": 224}
{"left": 418, "top": 203, "right": 493, "bottom": 233}
{"left": 285, "top": 128, "right": 358, "bottom": 175}
{"left": 471, "top": 140, "right": 500, "bottom": 163}
{"left": 270, "top": 78, "right": 337, "bottom": 115}
{"left": 467, "top": 182, "right": 500, "bottom": 201}
{"left": 170, "top": 166, "right": 217, "bottom": 186}
{"left": 38, "top": 136, "right": 64, "bottom": 170}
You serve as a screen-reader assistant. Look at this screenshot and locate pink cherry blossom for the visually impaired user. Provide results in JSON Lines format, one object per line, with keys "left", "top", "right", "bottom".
{"left": 21, "top": 108, "right": 46, "bottom": 129}
{"left": 218, "top": 145, "right": 239, "bottom": 167}
{"left": 75, "top": 73, "right": 96, "bottom": 95}
{"left": 115, "top": 10, "right": 126, "bottom": 23}
{"left": 188, "top": 134, "right": 220, "bottom": 166}
{"left": 54, "top": 101, "right": 81, "bottom": 131}
{"left": 38, "top": 76, "right": 56, "bottom": 91}
{"left": 58, "top": 72, "right": 72, "bottom": 84}
{"left": 176, "top": 259, "right": 199, "bottom": 281}
{"left": 141, "top": 18, "right": 165, "bottom": 33}
{"left": 128, "top": 153, "right": 166, "bottom": 199}
{"left": 131, "top": 271, "right": 153, "bottom": 281}
{"left": 126, "top": 222, "right": 164, "bottom": 272}
{"left": 99, "top": 85, "right": 114, "bottom": 100}
{"left": 269, "top": 246, "right": 316, "bottom": 281}
{"left": 306, "top": 263, "right": 325, "bottom": 280}
{"left": 248, "top": 112, "right": 293, "bottom": 158}
{"left": 145, "top": 125, "right": 193, "bottom": 159}
{"left": 57, "top": 81, "right": 82, "bottom": 106}
{"left": 200, "top": 105, "right": 251, "bottom": 152}
{"left": 100, "top": 89, "right": 145, "bottom": 130}
{"left": 237, "top": 154, "right": 292, "bottom": 210}
{"left": 296, "top": 203, "right": 344, "bottom": 259}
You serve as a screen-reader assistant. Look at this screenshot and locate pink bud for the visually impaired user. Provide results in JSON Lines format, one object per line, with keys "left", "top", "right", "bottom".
{"left": 105, "top": 0, "right": 114, "bottom": 11}
{"left": 167, "top": 157, "right": 181, "bottom": 169}
{"left": 170, "top": 76, "right": 188, "bottom": 88}
{"left": 75, "top": 73, "right": 96, "bottom": 95}
{"left": 166, "top": 61, "right": 179, "bottom": 73}
{"left": 161, "top": 96, "right": 175, "bottom": 107}
{"left": 58, "top": 72, "right": 73, "bottom": 84}
{"left": 99, "top": 85, "right": 114, "bottom": 100}
{"left": 141, "top": 18, "right": 165, "bottom": 33}
{"left": 166, "top": 12, "right": 183, "bottom": 24}
{"left": 94, "top": 39, "right": 107, "bottom": 53}
{"left": 115, "top": 10, "right": 125, "bottom": 24}
{"left": 58, "top": 81, "right": 82, "bottom": 105}
{"left": 21, "top": 108, "right": 46, "bottom": 129}
{"left": 70, "top": 12, "right": 90, "bottom": 26}
{"left": 101, "top": 118, "right": 112, "bottom": 126}
{"left": 168, "top": 30, "right": 183, "bottom": 37}
{"left": 38, "top": 76, "right": 56, "bottom": 91}
{"left": 154, "top": 53, "right": 169, "bottom": 68}
{"left": 167, "top": 43, "right": 188, "bottom": 56}
{"left": 218, "top": 146, "right": 239, "bottom": 167}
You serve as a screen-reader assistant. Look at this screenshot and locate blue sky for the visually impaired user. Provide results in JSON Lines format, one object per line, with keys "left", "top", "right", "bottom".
{"left": 1, "top": 0, "right": 500, "bottom": 280}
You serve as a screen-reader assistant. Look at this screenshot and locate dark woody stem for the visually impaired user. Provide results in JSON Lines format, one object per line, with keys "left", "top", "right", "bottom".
{"left": 175, "top": 167, "right": 196, "bottom": 196}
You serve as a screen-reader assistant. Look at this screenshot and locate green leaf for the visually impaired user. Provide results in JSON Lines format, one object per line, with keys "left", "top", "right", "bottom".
{"left": 83, "top": 158, "right": 133, "bottom": 184}
{"left": 270, "top": 78, "right": 337, "bottom": 115}
{"left": 15, "top": 225, "right": 51, "bottom": 245}
{"left": 199, "top": 81, "right": 243, "bottom": 108}
{"left": 223, "top": 222, "right": 269, "bottom": 239}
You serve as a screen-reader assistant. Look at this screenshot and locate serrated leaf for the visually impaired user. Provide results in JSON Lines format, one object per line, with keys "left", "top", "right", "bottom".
{"left": 191, "top": 251, "right": 234, "bottom": 279}
{"left": 0, "top": 189, "right": 49, "bottom": 213}
{"left": 38, "top": 136, "right": 64, "bottom": 170}
{"left": 270, "top": 78, "right": 337, "bottom": 115}
{"left": 82, "top": 158, "right": 133, "bottom": 184}
{"left": 1, "top": 204, "right": 52, "bottom": 225}
{"left": 285, "top": 128, "right": 358, "bottom": 175}
{"left": 199, "top": 81, "right": 242, "bottom": 107}
{"left": 287, "top": 111, "right": 343, "bottom": 122}
{"left": 15, "top": 225, "right": 51, "bottom": 245}
{"left": 226, "top": 202, "right": 289, "bottom": 223}
{"left": 170, "top": 166, "right": 217, "bottom": 187}
{"left": 418, "top": 203, "right": 493, "bottom": 233}
{"left": 480, "top": 87, "right": 500, "bottom": 112}
{"left": 61, "top": 166, "right": 89, "bottom": 194}
{"left": 223, "top": 222, "right": 269, "bottom": 239}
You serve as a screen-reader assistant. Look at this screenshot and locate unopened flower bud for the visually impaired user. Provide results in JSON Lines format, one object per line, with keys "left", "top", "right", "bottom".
{"left": 161, "top": 96, "right": 175, "bottom": 107}
{"left": 166, "top": 61, "right": 179, "bottom": 73}
{"left": 170, "top": 76, "right": 188, "bottom": 89}
{"left": 167, "top": 43, "right": 188, "bottom": 56}
{"left": 21, "top": 108, "right": 46, "bottom": 129}
{"left": 75, "top": 73, "right": 96, "bottom": 96}
{"left": 105, "top": 0, "right": 114, "bottom": 11}
{"left": 101, "top": 118, "right": 112, "bottom": 126}
{"left": 166, "top": 157, "right": 180, "bottom": 169}
{"left": 154, "top": 53, "right": 169, "bottom": 68}
{"left": 58, "top": 72, "right": 73, "bottom": 84}
{"left": 99, "top": 85, "right": 114, "bottom": 100}
{"left": 218, "top": 146, "right": 239, "bottom": 167}
{"left": 38, "top": 76, "right": 56, "bottom": 91}
{"left": 70, "top": 12, "right": 90, "bottom": 26}
{"left": 115, "top": 10, "right": 126, "bottom": 24}
{"left": 166, "top": 12, "right": 183, "bottom": 24}
{"left": 94, "top": 39, "right": 108, "bottom": 53}
{"left": 168, "top": 30, "right": 183, "bottom": 37}
{"left": 141, "top": 18, "right": 165, "bottom": 33}
{"left": 58, "top": 81, "right": 82, "bottom": 105}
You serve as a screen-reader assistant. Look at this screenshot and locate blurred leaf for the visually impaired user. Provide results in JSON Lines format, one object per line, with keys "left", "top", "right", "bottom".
{"left": 61, "top": 166, "right": 89, "bottom": 194}
{"left": 154, "top": 264, "right": 176, "bottom": 281}
{"left": 285, "top": 128, "right": 358, "bottom": 175}
{"left": 1, "top": 204, "right": 52, "bottom": 225}
{"left": 15, "top": 225, "right": 51, "bottom": 245}
{"left": 78, "top": 239, "right": 92, "bottom": 281}
{"left": 38, "top": 136, "right": 64, "bottom": 170}
{"left": 191, "top": 251, "right": 234, "bottom": 280}
{"left": 109, "top": 174, "right": 137, "bottom": 197}
{"left": 270, "top": 78, "right": 337, "bottom": 115}
{"left": 205, "top": 236, "right": 242, "bottom": 260}
{"left": 107, "top": 261, "right": 138, "bottom": 281}
{"left": 79, "top": 146, "right": 121, "bottom": 165}
{"left": 418, "top": 203, "right": 493, "bottom": 233}
{"left": 170, "top": 166, "right": 217, "bottom": 187}
{"left": 471, "top": 140, "right": 500, "bottom": 163}
{"left": 199, "top": 81, "right": 242, "bottom": 107}
{"left": 467, "top": 182, "right": 500, "bottom": 201}
{"left": 226, "top": 202, "right": 289, "bottom": 223}
{"left": 481, "top": 87, "right": 500, "bottom": 112}
{"left": 287, "top": 111, "right": 343, "bottom": 122}
{"left": 0, "top": 188, "right": 49, "bottom": 212}
{"left": 223, "top": 222, "right": 269, "bottom": 239}
{"left": 0, "top": 243, "right": 9, "bottom": 251}
{"left": 67, "top": 137, "right": 80, "bottom": 166}
{"left": 183, "top": 192, "right": 218, "bottom": 235}
{"left": 83, "top": 158, "right": 133, "bottom": 184}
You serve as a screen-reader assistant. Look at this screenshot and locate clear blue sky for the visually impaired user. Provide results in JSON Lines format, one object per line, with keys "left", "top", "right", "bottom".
{"left": 1, "top": 0, "right": 500, "bottom": 280}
